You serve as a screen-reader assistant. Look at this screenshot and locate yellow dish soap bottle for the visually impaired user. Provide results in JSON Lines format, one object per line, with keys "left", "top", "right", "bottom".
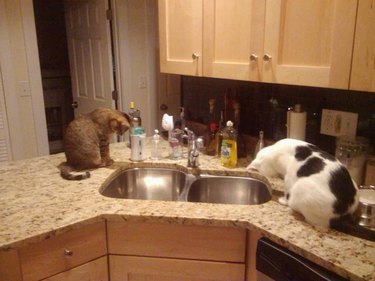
{"left": 220, "top": 121, "right": 237, "bottom": 168}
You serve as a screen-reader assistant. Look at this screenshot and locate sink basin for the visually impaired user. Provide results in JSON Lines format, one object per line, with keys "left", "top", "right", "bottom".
{"left": 100, "top": 168, "right": 188, "bottom": 201}
{"left": 186, "top": 176, "right": 272, "bottom": 205}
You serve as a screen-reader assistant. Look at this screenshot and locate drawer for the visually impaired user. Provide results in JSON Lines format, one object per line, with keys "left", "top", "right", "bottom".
{"left": 107, "top": 221, "right": 246, "bottom": 262}
{"left": 19, "top": 221, "right": 107, "bottom": 281}
{"left": 43, "top": 256, "right": 108, "bottom": 281}
{"left": 110, "top": 255, "right": 245, "bottom": 281}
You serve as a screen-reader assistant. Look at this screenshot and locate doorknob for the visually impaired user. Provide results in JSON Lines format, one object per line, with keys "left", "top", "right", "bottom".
{"left": 160, "top": 104, "right": 168, "bottom": 111}
{"left": 72, "top": 101, "right": 78, "bottom": 109}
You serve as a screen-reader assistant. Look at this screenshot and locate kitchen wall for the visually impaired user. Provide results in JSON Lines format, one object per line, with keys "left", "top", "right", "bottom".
{"left": 0, "top": 0, "right": 49, "bottom": 160}
{"left": 182, "top": 76, "right": 375, "bottom": 155}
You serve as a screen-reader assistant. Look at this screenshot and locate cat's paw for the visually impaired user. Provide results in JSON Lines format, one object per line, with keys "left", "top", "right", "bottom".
{"left": 278, "top": 196, "right": 288, "bottom": 205}
{"left": 105, "top": 158, "right": 114, "bottom": 166}
{"left": 101, "top": 158, "right": 114, "bottom": 167}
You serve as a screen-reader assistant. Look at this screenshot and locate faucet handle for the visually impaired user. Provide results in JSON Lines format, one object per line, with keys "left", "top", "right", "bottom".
{"left": 184, "top": 127, "right": 195, "bottom": 139}
{"left": 196, "top": 136, "right": 205, "bottom": 149}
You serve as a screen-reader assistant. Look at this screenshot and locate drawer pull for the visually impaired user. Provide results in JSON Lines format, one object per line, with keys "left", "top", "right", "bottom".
{"left": 64, "top": 249, "right": 73, "bottom": 257}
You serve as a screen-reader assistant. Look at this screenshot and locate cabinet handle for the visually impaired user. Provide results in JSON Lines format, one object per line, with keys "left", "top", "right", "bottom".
{"left": 250, "top": 54, "right": 258, "bottom": 61}
{"left": 192, "top": 53, "right": 200, "bottom": 60}
{"left": 263, "top": 54, "right": 272, "bottom": 61}
{"left": 64, "top": 249, "right": 73, "bottom": 257}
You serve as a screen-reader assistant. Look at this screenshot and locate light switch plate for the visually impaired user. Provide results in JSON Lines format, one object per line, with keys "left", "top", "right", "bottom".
{"left": 320, "top": 109, "right": 358, "bottom": 137}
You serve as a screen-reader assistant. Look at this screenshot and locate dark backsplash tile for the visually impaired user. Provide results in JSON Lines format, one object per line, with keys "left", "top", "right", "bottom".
{"left": 182, "top": 76, "right": 375, "bottom": 154}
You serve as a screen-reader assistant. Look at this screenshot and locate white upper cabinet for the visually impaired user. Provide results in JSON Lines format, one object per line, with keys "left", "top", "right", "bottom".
{"left": 350, "top": 0, "right": 375, "bottom": 92}
{"left": 158, "top": 0, "right": 203, "bottom": 76}
{"left": 159, "top": 0, "right": 360, "bottom": 90}
{"left": 203, "top": 0, "right": 265, "bottom": 81}
{"left": 262, "top": 1, "right": 357, "bottom": 89}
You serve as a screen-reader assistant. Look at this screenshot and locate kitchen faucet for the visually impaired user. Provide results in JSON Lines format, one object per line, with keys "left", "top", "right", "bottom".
{"left": 184, "top": 128, "right": 203, "bottom": 168}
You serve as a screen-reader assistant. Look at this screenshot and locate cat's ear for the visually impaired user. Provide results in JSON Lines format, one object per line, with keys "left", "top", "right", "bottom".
{"left": 122, "top": 112, "right": 131, "bottom": 123}
{"left": 109, "top": 119, "right": 120, "bottom": 133}
{"left": 110, "top": 118, "right": 130, "bottom": 135}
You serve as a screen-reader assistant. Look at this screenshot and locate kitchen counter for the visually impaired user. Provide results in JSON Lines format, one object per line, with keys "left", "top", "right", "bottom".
{"left": 0, "top": 139, "right": 374, "bottom": 281}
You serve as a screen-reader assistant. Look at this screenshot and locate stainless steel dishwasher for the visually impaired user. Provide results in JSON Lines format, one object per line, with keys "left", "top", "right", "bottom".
{"left": 256, "top": 238, "right": 348, "bottom": 281}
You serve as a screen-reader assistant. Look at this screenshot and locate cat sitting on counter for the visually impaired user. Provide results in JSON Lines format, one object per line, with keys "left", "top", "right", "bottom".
{"left": 58, "top": 107, "right": 130, "bottom": 180}
{"left": 248, "top": 138, "right": 375, "bottom": 241}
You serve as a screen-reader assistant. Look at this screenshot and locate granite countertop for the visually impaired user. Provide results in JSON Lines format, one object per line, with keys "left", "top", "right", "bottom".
{"left": 0, "top": 139, "right": 374, "bottom": 281}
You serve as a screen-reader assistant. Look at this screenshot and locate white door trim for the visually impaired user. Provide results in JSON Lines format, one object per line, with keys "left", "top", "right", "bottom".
{"left": 21, "top": 0, "right": 49, "bottom": 156}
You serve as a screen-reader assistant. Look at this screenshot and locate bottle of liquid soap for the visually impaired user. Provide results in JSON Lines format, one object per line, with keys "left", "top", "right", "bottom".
{"left": 130, "top": 117, "right": 146, "bottom": 161}
{"left": 220, "top": 121, "right": 237, "bottom": 168}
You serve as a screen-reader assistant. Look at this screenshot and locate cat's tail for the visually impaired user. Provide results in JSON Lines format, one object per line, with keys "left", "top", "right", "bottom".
{"left": 58, "top": 162, "right": 91, "bottom": 181}
{"left": 330, "top": 215, "right": 375, "bottom": 241}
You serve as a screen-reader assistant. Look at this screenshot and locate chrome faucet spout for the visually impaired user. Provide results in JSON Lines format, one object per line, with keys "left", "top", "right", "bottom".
{"left": 185, "top": 128, "right": 202, "bottom": 168}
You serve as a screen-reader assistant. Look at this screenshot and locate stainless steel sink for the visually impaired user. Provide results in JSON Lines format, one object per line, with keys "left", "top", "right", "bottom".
{"left": 100, "top": 168, "right": 189, "bottom": 201}
{"left": 185, "top": 175, "right": 272, "bottom": 205}
{"left": 100, "top": 168, "right": 271, "bottom": 206}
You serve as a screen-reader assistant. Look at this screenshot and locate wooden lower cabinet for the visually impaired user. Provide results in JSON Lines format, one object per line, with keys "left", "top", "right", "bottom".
{"left": 19, "top": 221, "right": 107, "bottom": 281}
{"left": 0, "top": 221, "right": 261, "bottom": 281}
{"left": 43, "top": 256, "right": 108, "bottom": 281}
{"left": 109, "top": 255, "right": 245, "bottom": 281}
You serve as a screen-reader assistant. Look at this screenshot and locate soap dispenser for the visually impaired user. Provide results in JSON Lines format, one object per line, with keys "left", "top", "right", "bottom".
{"left": 151, "top": 129, "right": 161, "bottom": 160}
{"left": 220, "top": 121, "right": 237, "bottom": 168}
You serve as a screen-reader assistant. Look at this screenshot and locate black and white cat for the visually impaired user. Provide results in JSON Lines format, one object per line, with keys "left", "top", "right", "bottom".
{"left": 248, "top": 138, "right": 375, "bottom": 241}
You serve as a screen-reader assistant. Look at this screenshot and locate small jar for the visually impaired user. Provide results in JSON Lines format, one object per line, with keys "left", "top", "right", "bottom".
{"left": 335, "top": 136, "right": 369, "bottom": 185}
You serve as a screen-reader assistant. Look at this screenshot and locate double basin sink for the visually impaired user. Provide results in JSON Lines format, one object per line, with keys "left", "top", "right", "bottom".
{"left": 99, "top": 167, "right": 272, "bottom": 206}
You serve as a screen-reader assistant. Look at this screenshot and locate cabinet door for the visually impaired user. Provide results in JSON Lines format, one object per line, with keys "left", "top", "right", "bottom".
{"left": 109, "top": 255, "right": 245, "bottom": 281}
{"left": 43, "top": 256, "right": 108, "bottom": 281}
{"left": 19, "top": 221, "right": 107, "bottom": 281}
{"left": 203, "top": 0, "right": 265, "bottom": 81}
{"left": 158, "top": 0, "right": 203, "bottom": 76}
{"left": 263, "top": 0, "right": 357, "bottom": 89}
{"left": 350, "top": 0, "right": 375, "bottom": 92}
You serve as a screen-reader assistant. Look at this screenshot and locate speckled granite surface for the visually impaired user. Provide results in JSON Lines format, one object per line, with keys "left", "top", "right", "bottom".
{"left": 0, "top": 139, "right": 374, "bottom": 281}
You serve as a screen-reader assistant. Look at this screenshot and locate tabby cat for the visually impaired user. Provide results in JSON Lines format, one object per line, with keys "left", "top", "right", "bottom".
{"left": 59, "top": 108, "right": 130, "bottom": 180}
{"left": 248, "top": 138, "right": 375, "bottom": 241}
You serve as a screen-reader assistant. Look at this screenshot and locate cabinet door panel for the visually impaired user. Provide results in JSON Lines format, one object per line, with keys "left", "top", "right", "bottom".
{"left": 19, "top": 221, "right": 106, "bottom": 281}
{"left": 107, "top": 221, "right": 246, "bottom": 262}
{"left": 43, "top": 256, "right": 108, "bottom": 281}
{"left": 109, "top": 255, "right": 245, "bottom": 281}
{"left": 350, "top": 0, "right": 375, "bottom": 92}
{"left": 263, "top": 0, "right": 357, "bottom": 89}
{"left": 159, "top": 0, "right": 203, "bottom": 76}
{"left": 203, "top": 0, "right": 265, "bottom": 81}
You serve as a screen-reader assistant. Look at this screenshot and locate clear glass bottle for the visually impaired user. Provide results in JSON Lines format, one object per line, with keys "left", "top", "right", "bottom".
{"left": 151, "top": 129, "right": 161, "bottom": 160}
{"left": 215, "top": 110, "right": 225, "bottom": 158}
{"left": 220, "top": 121, "right": 237, "bottom": 168}
{"left": 254, "top": 131, "right": 265, "bottom": 158}
{"left": 206, "top": 123, "right": 218, "bottom": 156}
{"left": 128, "top": 101, "right": 141, "bottom": 147}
